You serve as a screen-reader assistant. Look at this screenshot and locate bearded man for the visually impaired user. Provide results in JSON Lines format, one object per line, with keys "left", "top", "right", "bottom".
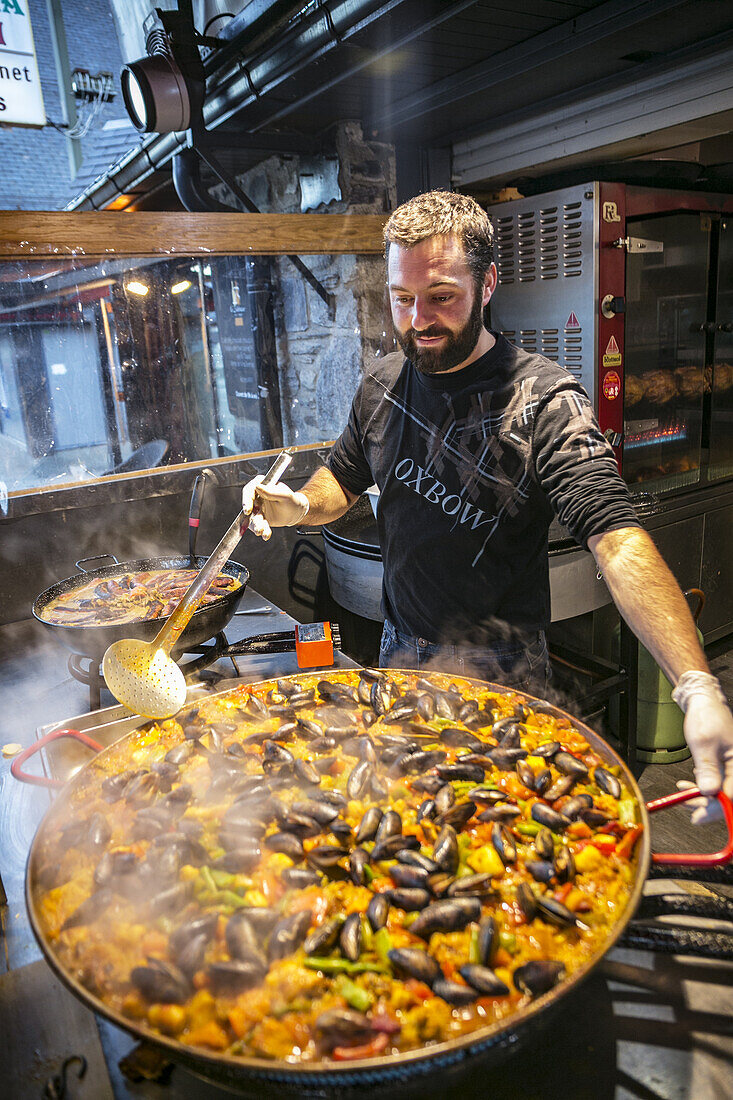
{"left": 242, "top": 190, "right": 733, "bottom": 817}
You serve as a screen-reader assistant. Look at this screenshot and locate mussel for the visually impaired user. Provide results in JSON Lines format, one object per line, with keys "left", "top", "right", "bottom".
{"left": 208, "top": 958, "right": 267, "bottom": 995}
{"left": 346, "top": 759, "right": 374, "bottom": 799}
{"left": 594, "top": 765, "right": 622, "bottom": 799}
{"left": 388, "top": 947, "right": 441, "bottom": 986}
{"left": 268, "top": 910, "right": 312, "bottom": 961}
{"left": 366, "top": 892, "right": 389, "bottom": 931}
{"left": 386, "top": 887, "right": 431, "bottom": 911}
{"left": 459, "top": 964, "right": 509, "bottom": 997}
{"left": 433, "top": 825, "right": 459, "bottom": 875}
{"left": 305, "top": 917, "right": 343, "bottom": 956}
{"left": 553, "top": 752, "right": 589, "bottom": 779}
{"left": 225, "top": 911, "right": 261, "bottom": 960}
{"left": 531, "top": 803, "right": 571, "bottom": 832}
{"left": 340, "top": 912, "right": 362, "bottom": 961}
{"left": 513, "top": 959, "right": 565, "bottom": 997}
{"left": 131, "top": 958, "right": 189, "bottom": 1003}
{"left": 491, "top": 822, "right": 517, "bottom": 865}
{"left": 410, "top": 897, "right": 481, "bottom": 939}
{"left": 356, "top": 806, "right": 383, "bottom": 844}
{"left": 432, "top": 979, "right": 477, "bottom": 1005}
{"left": 389, "top": 863, "right": 429, "bottom": 889}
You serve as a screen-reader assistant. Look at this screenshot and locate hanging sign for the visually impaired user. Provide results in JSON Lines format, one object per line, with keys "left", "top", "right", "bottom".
{"left": 603, "top": 334, "right": 622, "bottom": 368}
{"left": 0, "top": 1, "right": 46, "bottom": 127}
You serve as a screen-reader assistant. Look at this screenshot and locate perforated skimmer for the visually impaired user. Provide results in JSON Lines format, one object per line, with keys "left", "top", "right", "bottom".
{"left": 102, "top": 449, "right": 293, "bottom": 718}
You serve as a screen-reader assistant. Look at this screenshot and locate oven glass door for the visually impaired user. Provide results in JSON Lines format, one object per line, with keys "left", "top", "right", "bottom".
{"left": 622, "top": 213, "right": 707, "bottom": 492}
{"left": 709, "top": 219, "right": 733, "bottom": 481}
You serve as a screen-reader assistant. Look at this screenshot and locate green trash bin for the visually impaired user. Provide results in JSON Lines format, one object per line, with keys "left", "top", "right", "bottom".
{"left": 609, "top": 590, "right": 704, "bottom": 762}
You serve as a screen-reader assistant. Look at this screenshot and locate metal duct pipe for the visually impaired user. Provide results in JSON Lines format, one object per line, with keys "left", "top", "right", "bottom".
{"left": 67, "top": 0, "right": 403, "bottom": 210}
{"left": 171, "top": 146, "right": 232, "bottom": 213}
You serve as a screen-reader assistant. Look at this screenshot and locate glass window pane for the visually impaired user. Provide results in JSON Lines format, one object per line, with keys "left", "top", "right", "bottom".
{"left": 0, "top": 250, "right": 391, "bottom": 495}
{"left": 709, "top": 221, "right": 733, "bottom": 480}
{"left": 623, "top": 213, "right": 707, "bottom": 492}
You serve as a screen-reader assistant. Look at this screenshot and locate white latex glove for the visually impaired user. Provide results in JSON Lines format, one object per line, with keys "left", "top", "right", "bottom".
{"left": 671, "top": 670, "right": 733, "bottom": 824}
{"left": 241, "top": 475, "right": 309, "bottom": 541}
{"left": 674, "top": 780, "right": 722, "bottom": 826}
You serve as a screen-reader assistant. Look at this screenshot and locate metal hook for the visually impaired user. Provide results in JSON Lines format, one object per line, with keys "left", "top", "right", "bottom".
{"left": 43, "top": 1055, "right": 87, "bottom": 1099}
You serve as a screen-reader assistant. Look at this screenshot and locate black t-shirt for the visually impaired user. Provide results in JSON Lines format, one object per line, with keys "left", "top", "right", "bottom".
{"left": 327, "top": 334, "right": 639, "bottom": 642}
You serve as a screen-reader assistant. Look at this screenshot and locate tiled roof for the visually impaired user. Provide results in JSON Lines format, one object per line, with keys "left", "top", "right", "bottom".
{"left": 63, "top": 119, "right": 145, "bottom": 206}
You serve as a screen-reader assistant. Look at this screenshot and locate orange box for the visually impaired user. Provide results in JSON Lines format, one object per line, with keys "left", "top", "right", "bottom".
{"left": 294, "top": 622, "right": 334, "bottom": 668}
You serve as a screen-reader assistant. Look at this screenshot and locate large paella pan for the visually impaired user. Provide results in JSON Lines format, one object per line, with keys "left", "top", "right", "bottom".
{"left": 23, "top": 668, "right": 728, "bottom": 1092}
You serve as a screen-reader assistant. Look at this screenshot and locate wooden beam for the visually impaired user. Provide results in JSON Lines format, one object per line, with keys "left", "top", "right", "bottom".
{"left": 0, "top": 212, "right": 387, "bottom": 258}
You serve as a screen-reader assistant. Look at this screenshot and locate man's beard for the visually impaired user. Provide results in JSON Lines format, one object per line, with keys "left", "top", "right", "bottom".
{"left": 396, "top": 290, "right": 485, "bottom": 375}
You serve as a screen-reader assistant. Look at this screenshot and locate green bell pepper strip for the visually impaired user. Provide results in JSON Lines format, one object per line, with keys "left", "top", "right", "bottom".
{"left": 468, "top": 924, "right": 481, "bottom": 964}
{"left": 423, "top": 718, "right": 454, "bottom": 732}
{"left": 498, "top": 929, "right": 517, "bottom": 954}
{"left": 210, "top": 868, "right": 236, "bottom": 889}
{"left": 335, "top": 974, "right": 374, "bottom": 1012}
{"left": 618, "top": 798, "right": 637, "bottom": 826}
{"left": 199, "top": 866, "right": 217, "bottom": 894}
{"left": 304, "top": 957, "right": 390, "bottom": 976}
{"left": 212, "top": 889, "right": 249, "bottom": 909}
{"left": 373, "top": 926, "right": 393, "bottom": 963}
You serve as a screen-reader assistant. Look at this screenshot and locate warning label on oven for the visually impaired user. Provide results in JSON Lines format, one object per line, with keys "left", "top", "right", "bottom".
{"left": 603, "top": 335, "right": 622, "bottom": 367}
{"left": 602, "top": 370, "right": 621, "bottom": 400}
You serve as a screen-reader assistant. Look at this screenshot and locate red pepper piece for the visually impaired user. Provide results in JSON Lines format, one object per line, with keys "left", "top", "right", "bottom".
{"left": 553, "top": 882, "right": 573, "bottom": 904}
{"left": 589, "top": 835, "right": 617, "bottom": 855}
{"left": 616, "top": 824, "right": 643, "bottom": 860}
{"left": 332, "top": 1031, "right": 389, "bottom": 1061}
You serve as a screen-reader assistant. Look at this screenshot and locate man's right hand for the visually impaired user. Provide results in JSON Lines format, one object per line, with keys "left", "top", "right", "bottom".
{"left": 241, "top": 475, "right": 309, "bottom": 540}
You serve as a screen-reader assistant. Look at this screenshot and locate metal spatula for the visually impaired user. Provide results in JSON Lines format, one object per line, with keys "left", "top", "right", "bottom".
{"left": 102, "top": 449, "right": 293, "bottom": 719}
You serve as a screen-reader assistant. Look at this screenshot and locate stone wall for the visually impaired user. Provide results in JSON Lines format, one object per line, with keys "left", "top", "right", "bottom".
{"left": 210, "top": 121, "right": 398, "bottom": 448}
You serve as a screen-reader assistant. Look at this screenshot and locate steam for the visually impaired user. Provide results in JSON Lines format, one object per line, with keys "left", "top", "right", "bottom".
{"left": 381, "top": 611, "right": 592, "bottom": 724}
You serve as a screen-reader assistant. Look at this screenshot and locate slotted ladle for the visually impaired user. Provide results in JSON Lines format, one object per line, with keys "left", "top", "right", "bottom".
{"left": 102, "top": 449, "right": 293, "bottom": 719}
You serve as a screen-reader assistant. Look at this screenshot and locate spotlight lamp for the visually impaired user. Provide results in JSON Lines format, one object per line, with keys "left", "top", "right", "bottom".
{"left": 121, "top": 54, "right": 193, "bottom": 133}
{"left": 120, "top": 5, "right": 218, "bottom": 135}
{"left": 126, "top": 280, "right": 150, "bottom": 296}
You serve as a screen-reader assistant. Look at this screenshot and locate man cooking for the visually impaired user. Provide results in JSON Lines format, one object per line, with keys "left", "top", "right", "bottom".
{"left": 242, "top": 190, "right": 733, "bottom": 820}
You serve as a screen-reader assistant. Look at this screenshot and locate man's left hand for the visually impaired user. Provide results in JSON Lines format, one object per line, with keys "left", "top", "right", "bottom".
{"left": 672, "top": 671, "right": 733, "bottom": 823}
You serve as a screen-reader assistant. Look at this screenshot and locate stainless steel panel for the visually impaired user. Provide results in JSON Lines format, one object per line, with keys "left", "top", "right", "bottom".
{"left": 487, "top": 183, "right": 598, "bottom": 404}
{"left": 549, "top": 547, "right": 611, "bottom": 621}
{"left": 324, "top": 543, "right": 384, "bottom": 622}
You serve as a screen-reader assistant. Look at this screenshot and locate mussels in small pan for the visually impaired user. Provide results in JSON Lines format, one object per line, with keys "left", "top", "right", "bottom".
{"left": 33, "top": 669, "right": 642, "bottom": 1064}
{"left": 40, "top": 568, "right": 242, "bottom": 626}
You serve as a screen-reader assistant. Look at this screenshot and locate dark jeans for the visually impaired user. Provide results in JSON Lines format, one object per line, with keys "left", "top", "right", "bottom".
{"left": 378, "top": 618, "right": 551, "bottom": 694}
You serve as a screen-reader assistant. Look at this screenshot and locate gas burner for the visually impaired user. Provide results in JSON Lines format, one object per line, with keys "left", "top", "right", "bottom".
{"left": 67, "top": 631, "right": 239, "bottom": 710}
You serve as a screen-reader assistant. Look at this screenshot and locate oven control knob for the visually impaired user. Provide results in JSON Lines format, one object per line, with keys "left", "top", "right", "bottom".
{"left": 601, "top": 294, "right": 625, "bottom": 320}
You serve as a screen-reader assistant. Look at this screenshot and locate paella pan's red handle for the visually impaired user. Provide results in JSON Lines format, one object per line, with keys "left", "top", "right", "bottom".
{"left": 10, "top": 729, "right": 104, "bottom": 788}
{"left": 648, "top": 787, "right": 733, "bottom": 865}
